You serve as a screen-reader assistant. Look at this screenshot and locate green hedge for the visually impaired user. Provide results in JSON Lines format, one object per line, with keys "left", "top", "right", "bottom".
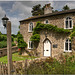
{"left": 0, "top": 41, "right": 16, "bottom": 48}
{"left": 0, "top": 35, "right": 14, "bottom": 42}
{"left": 0, "top": 35, "right": 7, "bottom": 41}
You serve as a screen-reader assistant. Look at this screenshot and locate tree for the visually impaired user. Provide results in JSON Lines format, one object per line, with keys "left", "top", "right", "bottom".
{"left": 31, "top": 4, "right": 44, "bottom": 16}
{"left": 52, "top": 10, "right": 58, "bottom": 13}
{"left": 0, "top": 32, "right": 2, "bottom": 35}
{"left": 31, "top": 4, "right": 55, "bottom": 16}
{"left": 62, "top": 5, "right": 70, "bottom": 10}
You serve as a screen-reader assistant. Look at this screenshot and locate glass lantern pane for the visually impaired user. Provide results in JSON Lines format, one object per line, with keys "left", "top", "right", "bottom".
{"left": 3, "top": 20, "right": 7, "bottom": 25}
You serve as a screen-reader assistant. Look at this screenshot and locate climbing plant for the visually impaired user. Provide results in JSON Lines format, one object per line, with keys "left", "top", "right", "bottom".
{"left": 70, "top": 26, "right": 75, "bottom": 40}
{"left": 17, "top": 31, "right": 27, "bottom": 55}
{"left": 31, "top": 21, "right": 71, "bottom": 42}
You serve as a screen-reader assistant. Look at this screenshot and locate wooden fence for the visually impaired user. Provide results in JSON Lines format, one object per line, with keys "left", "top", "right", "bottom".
{"left": 0, "top": 60, "right": 28, "bottom": 75}
{"left": 0, "top": 46, "right": 18, "bottom": 57}
{"left": 0, "top": 57, "right": 48, "bottom": 75}
{"left": 0, "top": 62, "right": 8, "bottom": 74}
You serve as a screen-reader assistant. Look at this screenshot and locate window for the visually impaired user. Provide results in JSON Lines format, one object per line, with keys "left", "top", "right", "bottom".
{"left": 29, "top": 22, "right": 33, "bottom": 32}
{"left": 28, "top": 41, "right": 33, "bottom": 49}
{"left": 64, "top": 39, "right": 72, "bottom": 52}
{"left": 65, "top": 17, "right": 73, "bottom": 29}
{"left": 45, "top": 19, "right": 49, "bottom": 24}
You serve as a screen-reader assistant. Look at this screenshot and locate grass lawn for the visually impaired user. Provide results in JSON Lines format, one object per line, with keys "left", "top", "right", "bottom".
{"left": 0, "top": 52, "right": 36, "bottom": 63}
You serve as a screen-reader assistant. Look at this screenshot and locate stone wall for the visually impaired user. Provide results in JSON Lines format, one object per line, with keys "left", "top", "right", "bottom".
{"left": 0, "top": 46, "right": 18, "bottom": 57}
{"left": 72, "top": 37, "right": 75, "bottom": 51}
{"left": 20, "top": 13, "right": 75, "bottom": 57}
{"left": 36, "top": 30, "right": 70, "bottom": 57}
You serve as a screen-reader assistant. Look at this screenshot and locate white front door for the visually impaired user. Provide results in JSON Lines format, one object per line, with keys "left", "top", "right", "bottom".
{"left": 44, "top": 39, "right": 51, "bottom": 56}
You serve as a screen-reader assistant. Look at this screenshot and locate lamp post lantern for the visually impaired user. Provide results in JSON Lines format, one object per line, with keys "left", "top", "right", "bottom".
{"left": 2, "top": 15, "right": 9, "bottom": 28}
{"left": 2, "top": 15, "right": 12, "bottom": 75}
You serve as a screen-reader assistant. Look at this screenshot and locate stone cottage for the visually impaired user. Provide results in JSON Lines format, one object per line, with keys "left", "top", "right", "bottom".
{"left": 19, "top": 3, "right": 75, "bottom": 57}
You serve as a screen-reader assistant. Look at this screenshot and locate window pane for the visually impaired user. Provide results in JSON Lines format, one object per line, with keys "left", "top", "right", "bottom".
{"left": 31, "top": 42, "right": 33, "bottom": 48}
{"left": 69, "top": 21, "right": 72, "bottom": 28}
{"left": 66, "top": 39, "right": 68, "bottom": 42}
{"left": 30, "top": 26, "right": 31, "bottom": 31}
{"left": 46, "top": 20, "right": 48, "bottom": 24}
{"left": 29, "top": 23, "right": 33, "bottom": 31}
{"left": 65, "top": 43, "right": 68, "bottom": 50}
{"left": 69, "top": 43, "right": 72, "bottom": 50}
{"left": 66, "top": 21, "right": 68, "bottom": 28}
{"left": 32, "top": 24, "right": 33, "bottom": 31}
{"left": 29, "top": 42, "right": 31, "bottom": 48}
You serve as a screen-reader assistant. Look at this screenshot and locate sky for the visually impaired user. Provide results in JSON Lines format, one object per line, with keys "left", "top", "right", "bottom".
{"left": 0, "top": 1, "right": 75, "bottom": 34}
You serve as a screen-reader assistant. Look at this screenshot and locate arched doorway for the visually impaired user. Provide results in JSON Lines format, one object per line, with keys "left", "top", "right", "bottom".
{"left": 43, "top": 39, "right": 51, "bottom": 56}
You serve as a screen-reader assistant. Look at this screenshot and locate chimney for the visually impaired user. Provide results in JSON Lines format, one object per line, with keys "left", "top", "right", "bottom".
{"left": 44, "top": 3, "right": 52, "bottom": 14}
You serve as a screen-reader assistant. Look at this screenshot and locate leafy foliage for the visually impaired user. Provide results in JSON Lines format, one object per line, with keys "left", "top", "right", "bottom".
{"left": 0, "top": 32, "right": 2, "bottom": 35}
{"left": 0, "top": 35, "right": 7, "bottom": 41}
{"left": 0, "top": 34, "right": 14, "bottom": 42}
{"left": 0, "top": 41, "right": 16, "bottom": 48}
{"left": 70, "top": 26, "right": 75, "bottom": 39}
{"left": 31, "top": 4, "right": 54, "bottom": 16}
{"left": 31, "top": 34, "right": 40, "bottom": 42}
{"left": 27, "top": 55, "right": 75, "bottom": 74}
{"left": 17, "top": 32, "right": 27, "bottom": 48}
{"left": 31, "top": 22, "right": 71, "bottom": 42}
{"left": 62, "top": 5, "right": 70, "bottom": 10}
{"left": 31, "top": 4, "right": 44, "bottom": 16}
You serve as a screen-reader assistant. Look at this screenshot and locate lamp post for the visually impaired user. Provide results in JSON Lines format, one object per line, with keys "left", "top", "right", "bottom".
{"left": 2, "top": 15, "right": 12, "bottom": 75}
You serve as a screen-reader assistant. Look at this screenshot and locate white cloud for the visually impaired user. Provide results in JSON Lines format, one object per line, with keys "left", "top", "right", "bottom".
{"left": 10, "top": 2, "right": 32, "bottom": 19}
{"left": 0, "top": 6, "right": 6, "bottom": 18}
{"left": 65, "top": 2, "right": 75, "bottom": 9}
{"left": 10, "top": 2, "right": 32, "bottom": 14}
{"left": 9, "top": 17, "right": 20, "bottom": 34}
{"left": 0, "top": 6, "right": 6, "bottom": 34}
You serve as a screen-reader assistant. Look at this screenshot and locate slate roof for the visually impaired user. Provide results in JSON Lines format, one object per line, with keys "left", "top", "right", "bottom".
{"left": 19, "top": 9, "right": 75, "bottom": 22}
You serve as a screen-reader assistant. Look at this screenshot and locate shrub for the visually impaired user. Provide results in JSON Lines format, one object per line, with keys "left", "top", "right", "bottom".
{"left": 11, "top": 36, "right": 14, "bottom": 42}
{"left": 27, "top": 61, "right": 44, "bottom": 74}
{"left": 0, "top": 41, "right": 7, "bottom": 48}
{"left": 17, "top": 33, "right": 27, "bottom": 48}
{"left": 30, "top": 34, "right": 40, "bottom": 42}
{"left": 12, "top": 42, "right": 16, "bottom": 46}
{"left": 0, "top": 34, "right": 14, "bottom": 42}
{"left": 0, "top": 35, "right": 7, "bottom": 41}
{"left": 17, "top": 31, "right": 27, "bottom": 55}
{"left": 0, "top": 41, "right": 16, "bottom": 48}
{"left": 26, "top": 56, "right": 75, "bottom": 74}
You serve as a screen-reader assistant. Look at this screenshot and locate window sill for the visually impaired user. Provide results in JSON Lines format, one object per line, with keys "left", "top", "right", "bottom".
{"left": 44, "top": 23, "right": 49, "bottom": 24}
{"left": 64, "top": 28, "right": 73, "bottom": 29}
{"left": 64, "top": 50, "right": 72, "bottom": 53}
{"left": 28, "top": 31, "right": 33, "bottom": 33}
{"left": 28, "top": 48, "right": 33, "bottom": 50}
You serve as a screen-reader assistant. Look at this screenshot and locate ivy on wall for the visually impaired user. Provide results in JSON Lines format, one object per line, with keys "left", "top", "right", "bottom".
{"left": 70, "top": 26, "right": 75, "bottom": 40}
{"left": 17, "top": 31, "right": 27, "bottom": 48}
{"left": 30, "top": 21, "right": 71, "bottom": 42}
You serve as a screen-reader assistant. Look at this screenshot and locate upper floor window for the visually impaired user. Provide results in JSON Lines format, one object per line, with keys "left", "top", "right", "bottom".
{"left": 65, "top": 17, "right": 73, "bottom": 29}
{"left": 64, "top": 39, "right": 72, "bottom": 52}
{"left": 28, "top": 41, "right": 33, "bottom": 49}
{"left": 45, "top": 19, "right": 49, "bottom": 24}
{"left": 29, "top": 22, "right": 33, "bottom": 32}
